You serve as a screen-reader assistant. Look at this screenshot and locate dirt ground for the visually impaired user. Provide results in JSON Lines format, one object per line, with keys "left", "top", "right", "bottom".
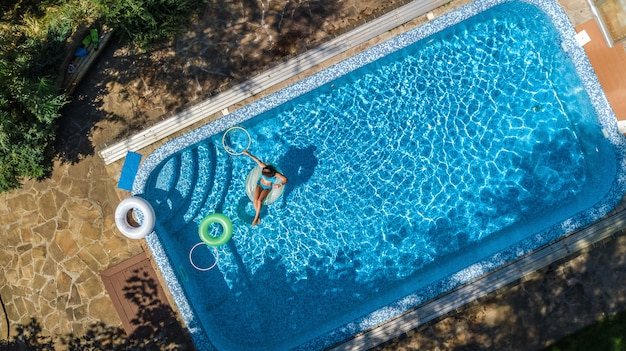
{"left": 56, "top": 0, "right": 405, "bottom": 164}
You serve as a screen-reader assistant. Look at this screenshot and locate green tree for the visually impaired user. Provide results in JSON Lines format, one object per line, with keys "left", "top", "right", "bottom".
{"left": 0, "top": 24, "right": 68, "bottom": 192}
{"left": 0, "top": 0, "right": 209, "bottom": 193}
{"left": 0, "top": 318, "right": 55, "bottom": 351}
{"left": 100, "top": 0, "right": 206, "bottom": 48}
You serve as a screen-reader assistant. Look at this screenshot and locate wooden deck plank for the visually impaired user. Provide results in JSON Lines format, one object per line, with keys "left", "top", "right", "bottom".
{"left": 100, "top": 252, "right": 175, "bottom": 337}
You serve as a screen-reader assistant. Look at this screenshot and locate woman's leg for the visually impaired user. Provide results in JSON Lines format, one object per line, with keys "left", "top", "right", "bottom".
{"left": 252, "top": 186, "right": 271, "bottom": 226}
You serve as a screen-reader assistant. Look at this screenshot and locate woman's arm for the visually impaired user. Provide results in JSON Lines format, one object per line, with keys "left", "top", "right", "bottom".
{"left": 242, "top": 150, "right": 266, "bottom": 168}
{"left": 274, "top": 172, "right": 288, "bottom": 187}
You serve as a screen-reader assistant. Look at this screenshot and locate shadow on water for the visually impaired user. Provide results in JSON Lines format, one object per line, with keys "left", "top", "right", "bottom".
{"left": 236, "top": 195, "right": 257, "bottom": 224}
{"left": 209, "top": 247, "right": 397, "bottom": 349}
{"left": 135, "top": 141, "right": 366, "bottom": 349}
{"left": 370, "top": 219, "right": 626, "bottom": 351}
{"left": 277, "top": 145, "right": 318, "bottom": 204}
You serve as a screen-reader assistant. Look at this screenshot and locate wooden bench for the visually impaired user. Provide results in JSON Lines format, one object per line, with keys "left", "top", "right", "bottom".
{"left": 62, "top": 29, "right": 113, "bottom": 96}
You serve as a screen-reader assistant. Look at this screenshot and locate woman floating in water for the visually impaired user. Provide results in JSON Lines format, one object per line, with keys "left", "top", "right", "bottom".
{"left": 242, "top": 150, "right": 288, "bottom": 226}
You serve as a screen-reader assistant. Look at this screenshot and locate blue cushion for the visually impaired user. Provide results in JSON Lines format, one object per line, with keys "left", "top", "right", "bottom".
{"left": 118, "top": 152, "right": 142, "bottom": 191}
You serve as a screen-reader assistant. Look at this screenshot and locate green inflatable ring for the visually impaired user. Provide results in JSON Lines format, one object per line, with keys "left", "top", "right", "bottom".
{"left": 198, "top": 213, "right": 233, "bottom": 247}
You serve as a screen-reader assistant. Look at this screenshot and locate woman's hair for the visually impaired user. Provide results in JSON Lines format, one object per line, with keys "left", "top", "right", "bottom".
{"left": 262, "top": 165, "right": 277, "bottom": 177}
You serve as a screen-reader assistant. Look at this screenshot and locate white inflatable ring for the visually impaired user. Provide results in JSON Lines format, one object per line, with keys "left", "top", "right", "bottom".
{"left": 115, "top": 197, "right": 156, "bottom": 239}
{"left": 246, "top": 165, "right": 285, "bottom": 205}
{"left": 222, "top": 126, "right": 251, "bottom": 155}
{"left": 189, "top": 242, "right": 219, "bottom": 271}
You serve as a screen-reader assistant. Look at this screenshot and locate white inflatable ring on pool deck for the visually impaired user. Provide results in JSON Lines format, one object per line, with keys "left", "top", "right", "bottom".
{"left": 115, "top": 197, "right": 156, "bottom": 239}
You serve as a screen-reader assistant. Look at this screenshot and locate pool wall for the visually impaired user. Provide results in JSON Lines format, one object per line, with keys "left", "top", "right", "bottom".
{"left": 134, "top": 0, "right": 626, "bottom": 349}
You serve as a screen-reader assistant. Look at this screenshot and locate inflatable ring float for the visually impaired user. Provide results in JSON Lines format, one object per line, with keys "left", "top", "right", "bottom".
{"left": 222, "top": 126, "right": 251, "bottom": 155}
{"left": 189, "top": 242, "right": 219, "bottom": 271}
{"left": 245, "top": 166, "right": 285, "bottom": 205}
{"left": 198, "top": 213, "right": 233, "bottom": 247}
{"left": 115, "top": 197, "right": 155, "bottom": 239}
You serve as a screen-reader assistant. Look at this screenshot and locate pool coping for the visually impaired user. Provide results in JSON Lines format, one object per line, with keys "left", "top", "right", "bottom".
{"left": 98, "top": 0, "right": 451, "bottom": 165}
{"left": 133, "top": 0, "right": 626, "bottom": 350}
{"left": 328, "top": 197, "right": 626, "bottom": 350}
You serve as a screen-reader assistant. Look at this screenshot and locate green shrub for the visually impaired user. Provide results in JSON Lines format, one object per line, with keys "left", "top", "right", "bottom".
{"left": 0, "top": 0, "right": 207, "bottom": 192}
{"left": 0, "top": 27, "right": 68, "bottom": 192}
{"left": 100, "top": 0, "right": 206, "bottom": 48}
{"left": 544, "top": 311, "right": 626, "bottom": 351}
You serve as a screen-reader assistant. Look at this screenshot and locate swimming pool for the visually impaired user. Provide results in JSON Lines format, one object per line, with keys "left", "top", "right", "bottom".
{"left": 134, "top": 0, "right": 626, "bottom": 350}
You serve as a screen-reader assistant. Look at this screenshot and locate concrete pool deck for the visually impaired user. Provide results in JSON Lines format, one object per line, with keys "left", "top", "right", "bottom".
{"left": 1, "top": 0, "right": 626, "bottom": 350}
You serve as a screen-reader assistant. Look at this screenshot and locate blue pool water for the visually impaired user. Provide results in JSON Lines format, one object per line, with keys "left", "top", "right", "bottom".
{"left": 136, "top": 0, "right": 626, "bottom": 350}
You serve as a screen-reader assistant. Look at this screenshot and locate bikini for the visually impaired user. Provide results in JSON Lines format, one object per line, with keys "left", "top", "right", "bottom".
{"left": 258, "top": 174, "right": 275, "bottom": 190}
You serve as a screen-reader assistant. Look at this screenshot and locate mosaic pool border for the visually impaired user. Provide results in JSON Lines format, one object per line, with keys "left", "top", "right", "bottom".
{"left": 134, "top": 0, "right": 626, "bottom": 349}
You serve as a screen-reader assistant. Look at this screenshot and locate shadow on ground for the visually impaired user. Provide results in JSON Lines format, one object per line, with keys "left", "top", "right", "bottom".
{"left": 55, "top": 0, "right": 399, "bottom": 163}
{"left": 370, "top": 227, "right": 626, "bottom": 351}
{"left": 0, "top": 271, "right": 194, "bottom": 351}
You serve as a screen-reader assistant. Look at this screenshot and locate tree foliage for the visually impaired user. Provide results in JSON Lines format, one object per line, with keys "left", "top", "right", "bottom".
{"left": 0, "top": 0, "right": 208, "bottom": 193}
{"left": 0, "top": 9, "right": 69, "bottom": 192}
{"left": 100, "top": 0, "right": 207, "bottom": 48}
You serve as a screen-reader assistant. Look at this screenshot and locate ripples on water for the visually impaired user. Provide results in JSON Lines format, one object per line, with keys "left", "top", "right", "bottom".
{"left": 146, "top": 2, "right": 598, "bottom": 349}
{"left": 223, "top": 3, "right": 585, "bottom": 284}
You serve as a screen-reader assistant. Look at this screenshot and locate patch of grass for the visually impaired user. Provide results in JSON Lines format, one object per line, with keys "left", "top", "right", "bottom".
{"left": 543, "top": 311, "right": 626, "bottom": 351}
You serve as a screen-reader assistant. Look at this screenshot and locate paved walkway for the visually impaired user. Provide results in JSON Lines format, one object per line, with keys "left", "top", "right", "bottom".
{"left": 2, "top": 0, "right": 626, "bottom": 350}
{"left": 0, "top": 156, "right": 143, "bottom": 340}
